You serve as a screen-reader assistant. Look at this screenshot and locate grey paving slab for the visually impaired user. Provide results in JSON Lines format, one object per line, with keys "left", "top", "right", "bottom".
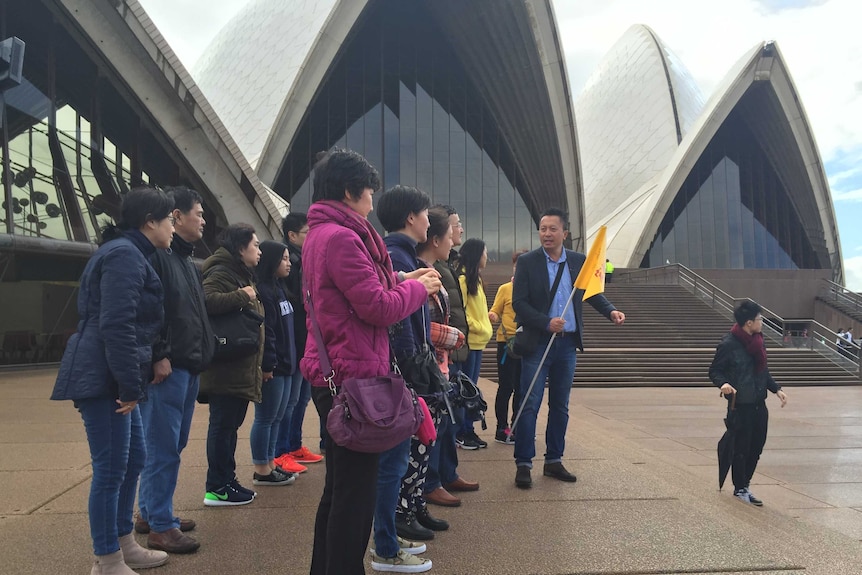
{"left": 6, "top": 372, "right": 862, "bottom": 574}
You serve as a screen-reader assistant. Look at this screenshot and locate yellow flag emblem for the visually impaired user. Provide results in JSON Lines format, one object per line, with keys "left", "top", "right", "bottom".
{"left": 573, "top": 226, "right": 607, "bottom": 300}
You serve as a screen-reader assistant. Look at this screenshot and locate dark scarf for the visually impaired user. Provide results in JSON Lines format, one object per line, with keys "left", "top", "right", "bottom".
{"left": 730, "top": 323, "right": 767, "bottom": 372}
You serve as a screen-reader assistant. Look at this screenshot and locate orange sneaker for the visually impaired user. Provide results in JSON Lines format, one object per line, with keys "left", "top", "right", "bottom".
{"left": 288, "top": 446, "right": 324, "bottom": 463}
{"left": 274, "top": 454, "right": 308, "bottom": 474}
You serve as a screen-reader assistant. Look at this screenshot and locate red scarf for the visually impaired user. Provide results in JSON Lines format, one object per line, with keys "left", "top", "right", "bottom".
{"left": 730, "top": 323, "right": 767, "bottom": 372}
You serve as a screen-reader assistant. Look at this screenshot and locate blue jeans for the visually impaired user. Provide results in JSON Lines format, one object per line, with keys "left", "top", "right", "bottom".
{"left": 514, "top": 335, "right": 578, "bottom": 467}
{"left": 273, "top": 371, "right": 306, "bottom": 455}
{"left": 426, "top": 408, "right": 458, "bottom": 491}
{"left": 138, "top": 368, "right": 198, "bottom": 532}
{"left": 251, "top": 374, "right": 292, "bottom": 464}
{"left": 373, "top": 438, "right": 411, "bottom": 558}
{"left": 77, "top": 398, "right": 145, "bottom": 556}
{"left": 458, "top": 349, "right": 484, "bottom": 435}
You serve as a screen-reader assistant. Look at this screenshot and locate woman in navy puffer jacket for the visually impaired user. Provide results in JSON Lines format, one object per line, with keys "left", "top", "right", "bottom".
{"left": 52, "top": 186, "right": 175, "bottom": 575}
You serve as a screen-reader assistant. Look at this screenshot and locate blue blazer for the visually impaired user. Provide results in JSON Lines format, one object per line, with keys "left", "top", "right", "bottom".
{"left": 51, "top": 231, "right": 164, "bottom": 403}
{"left": 512, "top": 247, "right": 615, "bottom": 352}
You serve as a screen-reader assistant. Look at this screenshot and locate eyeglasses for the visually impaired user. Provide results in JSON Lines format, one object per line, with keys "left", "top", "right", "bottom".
{"left": 167, "top": 216, "right": 176, "bottom": 225}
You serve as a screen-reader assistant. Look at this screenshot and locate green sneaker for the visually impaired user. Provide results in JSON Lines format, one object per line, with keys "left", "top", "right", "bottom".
{"left": 203, "top": 483, "right": 254, "bottom": 507}
{"left": 369, "top": 548, "right": 431, "bottom": 573}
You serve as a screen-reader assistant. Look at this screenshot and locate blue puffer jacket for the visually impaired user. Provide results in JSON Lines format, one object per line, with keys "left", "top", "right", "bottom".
{"left": 51, "top": 230, "right": 164, "bottom": 403}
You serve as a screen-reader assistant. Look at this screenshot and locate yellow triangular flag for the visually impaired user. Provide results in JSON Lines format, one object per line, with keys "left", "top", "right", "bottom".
{"left": 573, "top": 226, "right": 607, "bottom": 300}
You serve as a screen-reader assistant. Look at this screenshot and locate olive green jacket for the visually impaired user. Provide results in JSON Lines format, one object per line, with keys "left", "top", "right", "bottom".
{"left": 435, "top": 259, "right": 469, "bottom": 364}
{"left": 200, "top": 247, "right": 264, "bottom": 402}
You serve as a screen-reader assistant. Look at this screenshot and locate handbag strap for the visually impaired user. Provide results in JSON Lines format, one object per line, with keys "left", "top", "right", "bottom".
{"left": 547, "top": 261, "right": 566, "bottom": 314}
{"left": 304, "top": 285, "right": 338, "bottom": 396}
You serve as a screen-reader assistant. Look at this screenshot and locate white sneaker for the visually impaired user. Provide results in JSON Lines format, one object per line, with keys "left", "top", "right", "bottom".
{"left": 370, "top": 549, "right": 432, "bottom": 573}
{"left": 371, "top": 537, "right": 426, "bottom": 556}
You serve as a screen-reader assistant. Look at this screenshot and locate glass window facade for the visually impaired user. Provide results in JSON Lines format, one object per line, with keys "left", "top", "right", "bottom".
{"left": 0, "top": 1, "right": 212, "bottom": 365}
{"left": 641, "top": 104, "right": 820, "bottom": 270}
{"left": 274, "top": 1, "right": 540, "bottom": 260}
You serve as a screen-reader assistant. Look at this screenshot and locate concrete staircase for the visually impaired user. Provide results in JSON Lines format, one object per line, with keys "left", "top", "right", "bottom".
{"left": 479, "top": 282, "right": 860, "bottom": 387}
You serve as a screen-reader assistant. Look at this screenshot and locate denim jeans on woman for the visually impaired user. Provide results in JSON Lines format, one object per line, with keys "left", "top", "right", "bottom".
{"left": 373, "top": 437, "right": 412, "bottom": 557}
{"left": 250, "top": 374, "right": 292, "bottom": 464}
{"left": 77, "top": 398, "right": 145, "bottom": 556}
{"left": 138, "top": 368, "right": 199, "bottom": 532}
{"left": 273, "top": 370, "right": 305, "bottom": 456}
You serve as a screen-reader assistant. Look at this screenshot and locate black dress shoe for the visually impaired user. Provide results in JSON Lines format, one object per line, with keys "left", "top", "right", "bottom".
{"left": 416, "top": 506, "right": 449, "bottom": 531}
{"left": 543, "top": 462, "right": 577, "bottom": 482}
{"left": 515, "top": 466, "right": 532, "bottom": 489}
{"left": 395, "top": 514, "right": 435, "bottom": 541}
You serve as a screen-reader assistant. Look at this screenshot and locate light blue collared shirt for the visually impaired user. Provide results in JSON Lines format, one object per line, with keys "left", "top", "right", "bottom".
{"left": 544, "top": 248, "right": 576, "bottom": 333}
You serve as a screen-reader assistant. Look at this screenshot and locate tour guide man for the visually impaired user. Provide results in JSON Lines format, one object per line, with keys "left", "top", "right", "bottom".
{"left": 511, "top": 207, "right": 625, "bottom": 488}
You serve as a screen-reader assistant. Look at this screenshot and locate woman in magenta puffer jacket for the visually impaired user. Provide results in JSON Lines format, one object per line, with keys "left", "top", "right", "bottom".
{"left": 301, "top": 149, "right": 440, "bottom": 575}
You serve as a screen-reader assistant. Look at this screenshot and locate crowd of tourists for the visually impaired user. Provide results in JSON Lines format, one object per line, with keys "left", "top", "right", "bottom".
{"left": 51, "top": 147, "right": 789, "bottom": 575}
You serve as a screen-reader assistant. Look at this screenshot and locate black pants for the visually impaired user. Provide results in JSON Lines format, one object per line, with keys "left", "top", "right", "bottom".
{"left": 205, "top": 393, "right": 249, "bottom": 491}
{"left": 495, "top": 342, "right": 522, "bottom": 431}
{"left": 731, "top": 401, "right": 769, "bottom": 491}
{"left": 310, "top": 387, "right": 379, "bottom": 575}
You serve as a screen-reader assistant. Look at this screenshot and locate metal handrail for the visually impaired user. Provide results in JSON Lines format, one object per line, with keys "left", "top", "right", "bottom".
{"left": 618, "top": 264, "right": 860, "bottom": 376}
{"left": 819, "top": 278, "right": 862, "bottom": 314}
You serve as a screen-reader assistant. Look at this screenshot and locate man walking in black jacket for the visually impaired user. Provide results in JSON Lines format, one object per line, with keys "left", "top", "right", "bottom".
{"left": 138, "top": 187, "right": 215, "bottom": 553}
{"left": 710, "top": 301, "right": 787, "bottom": 505}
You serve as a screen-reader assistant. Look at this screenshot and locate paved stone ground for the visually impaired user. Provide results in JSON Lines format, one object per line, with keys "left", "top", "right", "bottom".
{"left": 3, "top": 367, "right": 862, "bottom": 574}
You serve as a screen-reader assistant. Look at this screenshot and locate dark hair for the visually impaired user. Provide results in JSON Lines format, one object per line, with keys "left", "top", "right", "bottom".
{"left": 312, "top": 148, "right": 381, "bottom": 203}
{"left": 165, "top": 185, "right": 203, "bottom": 214}
{"left": 512, "top": 249, "right": 528, "bottom": 264}
{"left": 100, "top": 186, "right": 173, "bottom": 244}
{"left": 218, "top": 223, "right": 257, "bottom": 257}
{"left": 539, "top": 207, "right": 569, "bottom": 230}
{"left": 376, "top": 185, "right": 431, "bottom": 233}
{"left": 734, "top": 300, "right": 763, "bottom": 326}
{"left": 257, "top": 240, "right": 288, "bottom": 284}
{"left": 459, "top": 238, "right": 486, "bottom": 296}
{"left": 282, "top": 212, "right": 307, "bottom": 240}
{"left": 434, "top": 204, "right": 458, "bottom": 217}
{"left": 416, "top": 206, "right": 452, "bottom": 253}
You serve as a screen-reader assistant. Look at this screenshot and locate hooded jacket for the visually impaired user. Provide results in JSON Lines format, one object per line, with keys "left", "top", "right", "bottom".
{"left": 52, "top": 230, "right": 163, "bottom": 402}
{"left": 200, "top": 247, "right": 264, "bottom": 402}
{"left": 257, "top": 241, "right": 296, "bottom": 377}
{"left": 300, "top": 200, "right": 428, "bottom": 388}
{"left": 709, "top": 331, "right": 781, "bottom": 404}
{"left": 150, "top": 233, "right": 215, "bottom": 374}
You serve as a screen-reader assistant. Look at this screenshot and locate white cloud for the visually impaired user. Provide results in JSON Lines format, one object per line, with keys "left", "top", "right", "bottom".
{"left": 843, "top": 255, "right": 862, "bottom": 291}
{"left": 831, "top": 188, "right": 862, "bottom": 202}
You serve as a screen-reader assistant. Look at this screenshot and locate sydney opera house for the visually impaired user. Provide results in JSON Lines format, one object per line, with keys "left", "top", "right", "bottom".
{"left": 0, "top": 0, "right": 842, "bottom": 364}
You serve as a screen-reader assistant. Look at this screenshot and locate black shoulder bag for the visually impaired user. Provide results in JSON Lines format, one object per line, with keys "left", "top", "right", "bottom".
{"left": 205, "top": 265, "right": 264, "bottom": 362}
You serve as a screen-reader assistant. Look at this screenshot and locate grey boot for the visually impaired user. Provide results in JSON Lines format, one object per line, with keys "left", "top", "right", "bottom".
{"left": 119, "top": 533, "right": 169, "bottom": 569}
{"left": 90, "top": 550, "right": 138, "bottom": 575}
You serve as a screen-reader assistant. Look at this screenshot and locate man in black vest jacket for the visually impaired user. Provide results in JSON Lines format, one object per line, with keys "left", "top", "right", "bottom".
{"left": 138, "top": 187, "right": 214, "bottom": 553}
{"left": 512, "top": 208, "right": 625, "bottom": 489}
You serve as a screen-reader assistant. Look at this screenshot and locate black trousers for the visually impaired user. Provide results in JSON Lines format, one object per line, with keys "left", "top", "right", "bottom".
{"left": 205, "top": 393, "right": 249, "bottom": 491}
{"left": 495, "top": 342, "right": 522, "bottom": 431}
{"left": 310, "top": 387, "right": 379, "bottom": 575}
{"left": 731, "top": 401, "right": 769, "bottom": 491}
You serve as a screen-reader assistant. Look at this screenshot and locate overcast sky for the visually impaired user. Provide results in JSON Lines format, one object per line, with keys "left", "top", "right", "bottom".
{"left": 139, "top": 0, "right": 862, "bottom": 289}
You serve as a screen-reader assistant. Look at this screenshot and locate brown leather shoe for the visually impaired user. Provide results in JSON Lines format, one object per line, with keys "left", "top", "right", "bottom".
{"left": 147, "top": 527, "right": 201, "bottom": 554}
{"left": 444, "top": 476, "right": 480, "bottom": 492}
{"left": 425, "top": 487, "right": 461, "bottom": 507}
{"left": 135, "top": 516, "right": 196, "bottom": 534}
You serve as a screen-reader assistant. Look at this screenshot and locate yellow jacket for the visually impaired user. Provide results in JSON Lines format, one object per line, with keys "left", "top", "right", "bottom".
{"left": 459, "top": 275, "right": 493, "bottom": 350}
{"left": 489, "top": 281, "right": 517, "bottom": 343}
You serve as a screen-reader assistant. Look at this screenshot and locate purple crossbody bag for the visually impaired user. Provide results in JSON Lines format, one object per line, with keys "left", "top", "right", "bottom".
{"left": 306, "top": 290, "right": 424, "bottom": 454}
